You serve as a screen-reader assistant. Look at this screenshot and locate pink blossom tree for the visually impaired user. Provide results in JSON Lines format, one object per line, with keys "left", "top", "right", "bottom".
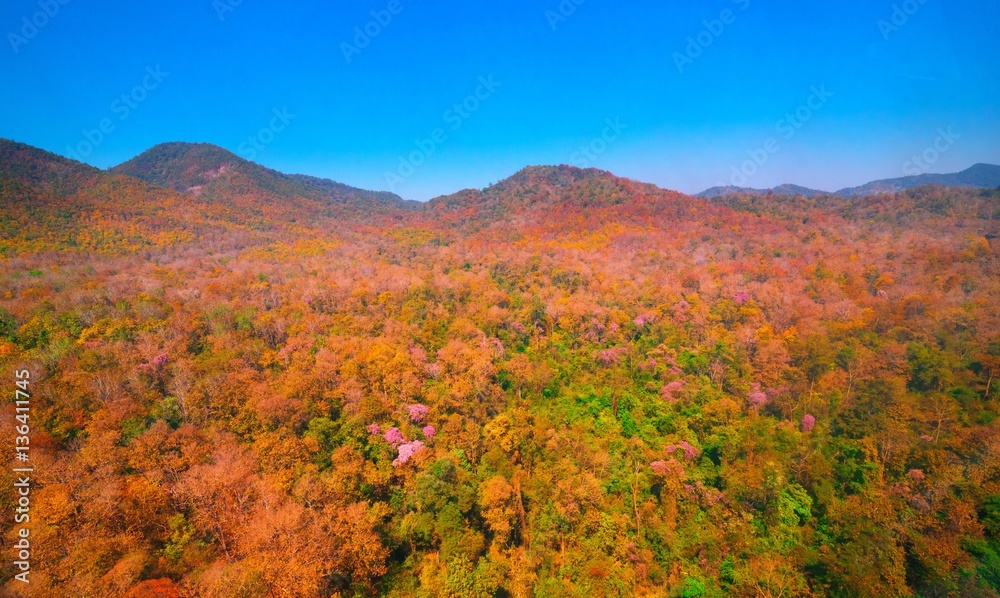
{"left": 384, "top": 427, "right": 406, "bottom": 446}
{"left": 406, "top": 404, "right": 429, "bottom": 423}
{"left": 393, "top": 440, "right": 426, "bottom": 467}
{"left": 747, "top": 383, "right": 769, "bottom": 409}
{"left": 801, "top": 414, "right": 816, "bottom": 433}
{"left": 596, "top": 346, "right": 628, "bottom": 366}
{"left": 661, "top": 380, "right": 685, "bottom": 401}
{"left": 634, "top": 313, "right": 655, "bottom": 327}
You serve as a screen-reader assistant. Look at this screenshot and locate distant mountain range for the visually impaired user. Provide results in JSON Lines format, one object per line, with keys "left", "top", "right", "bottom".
{"left": 833, "top": 163, "right": 1000, "bottom": 196}
{"left": 3, "top": 138, "right": 998, "bottom": 210}
{"left": 698, "top": 183, "right": 828, "bottom": 199}
{"left": 2, "top": 136, "right": 998, "bottom": 257}
{"left": 698, "top": 163, "right": 1000, "bottom": 198}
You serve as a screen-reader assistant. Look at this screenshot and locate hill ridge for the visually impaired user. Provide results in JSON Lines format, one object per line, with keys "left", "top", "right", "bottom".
{"left": 700, "top": 163, "right": 1000, "bottom": 198}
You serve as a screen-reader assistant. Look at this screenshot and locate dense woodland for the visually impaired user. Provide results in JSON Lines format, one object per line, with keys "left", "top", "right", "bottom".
{"left": 2, "top": 139, "right": 1000, "bottom": 597}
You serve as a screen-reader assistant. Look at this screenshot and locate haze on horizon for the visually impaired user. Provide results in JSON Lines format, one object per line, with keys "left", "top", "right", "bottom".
{"left": 1, "top": 0, "right": 998, "bottom": 201}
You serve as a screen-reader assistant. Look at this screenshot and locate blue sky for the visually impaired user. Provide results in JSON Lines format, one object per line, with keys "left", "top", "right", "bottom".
{"left": 2, "top": 0, "right": 998, "bottom": 200}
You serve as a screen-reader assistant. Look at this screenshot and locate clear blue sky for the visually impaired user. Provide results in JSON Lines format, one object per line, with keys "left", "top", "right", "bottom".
{"left": 2, "top": 0, "right": 998, "bottom": 199}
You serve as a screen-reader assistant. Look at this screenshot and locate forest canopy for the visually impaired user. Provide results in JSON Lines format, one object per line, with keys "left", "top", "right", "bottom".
{"left": 2, "top": 141, "right": 1000, "bottom": 597}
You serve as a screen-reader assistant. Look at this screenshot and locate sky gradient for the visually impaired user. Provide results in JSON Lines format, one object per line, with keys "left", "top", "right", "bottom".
{"left": 2, "top": 0, "right": 999, "bottom": 200}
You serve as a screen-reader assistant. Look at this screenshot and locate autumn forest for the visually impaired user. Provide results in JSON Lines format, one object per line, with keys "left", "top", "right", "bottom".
{"left": 2, "top": 138, "right": 1000, "bottom": 597}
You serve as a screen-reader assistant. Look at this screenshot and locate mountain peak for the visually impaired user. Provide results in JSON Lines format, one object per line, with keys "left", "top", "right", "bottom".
{"left": 112, "top": 142, "right": 243, "bottom": 193}
{"left": 112, "top": 141, "right": 407, "bottom": 210}
{"left": 489, "top": 164, "right": 629, "bottom": 193}
{"left": 957, "top": 163, "right": 1000, "bottom": 186}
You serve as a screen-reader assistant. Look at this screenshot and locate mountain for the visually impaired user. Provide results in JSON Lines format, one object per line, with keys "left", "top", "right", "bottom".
{"left": 771, "top": 183, "right": 828, "bottom": 197}
{"left": 422, "top": 164, "right": 697, "bottom": 235}
{"left": 699, "top": 164, "right": 1000, "bottom": 198}
{"left": 113, "top": 141, "right": 408, "bottom": 208}
{"left": 698, "top": 183, "right": 828, "bottom": 198}
{"left": 0, "top": 138, "right": 241, "bottom": 254}
{"left": 835, "top": 163, "right": 1000, "bottom": 196}
{"left": 0, "top": 139, "right": 412, "bottom": 254}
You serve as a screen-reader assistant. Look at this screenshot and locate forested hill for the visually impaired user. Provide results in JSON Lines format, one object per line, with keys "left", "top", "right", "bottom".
{"left": 0, "top": 139, "right": 249, "bottom": 254}
{"left": 0, "top": 138, "right": 418, "bottom": 255}
{"left": 113, "top": 141, "right": 409, "bottom": 209}
{"left": 1, "top": 139, "right": 1000, "bottom": 597}
{"left": 0, "top": 138, "right": 102, "bottom": 191}
{"left": 113, "top": 141, "right": 415, "bottom": 223}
